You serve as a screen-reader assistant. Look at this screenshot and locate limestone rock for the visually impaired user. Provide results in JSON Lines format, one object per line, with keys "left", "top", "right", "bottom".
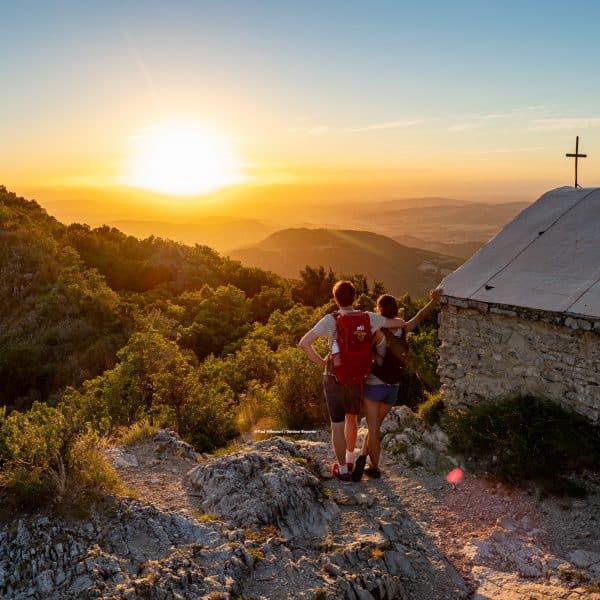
{"left": 186, "top": 436, "right": 339, "bottom": 539}
{"left": 568, "top": 549, "right": 600, "bottom": 570}
{"left": 380, "top": 406, "right": 452, "bottom": 473}
{"left": 104, "top": 447, "right": 138, "bottom": 468}
{"left": 153, "top": 428, "right": 200, "bottom": 460}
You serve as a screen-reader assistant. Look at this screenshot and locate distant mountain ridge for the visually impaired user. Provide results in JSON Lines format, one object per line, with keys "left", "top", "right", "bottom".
{"left": 110, "top": 217, "right": 275, "bottom": 252}
{"left": 394, "top": 234, "right": 484, "bottom": 259}
{"left": 230, "top": 228, "right": 462, "bottom": 296}
{"left": 345, "top": 201, "right": 529, "bottom": 244}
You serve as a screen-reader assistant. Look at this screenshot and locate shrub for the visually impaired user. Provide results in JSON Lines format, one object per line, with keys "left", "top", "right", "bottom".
{"left": 271, "top": 347, "right": 328, "bottom": 429}
{"left": 64, "top": 429, "right": 120, "bottom": 505}
{"left": 407, "top": 327, "right": 440, "bottom": 391}
{"left": 237, "top": 382, "right": 278, "bottom": 433}
{"left": 179, "top": 381, "right": 238, "bottom": 451}
{"left": 418, "top": 392, "right": 445, "bottom": 426}
{"left": 442, "top": 395, "right": 600, "bottom": 496}
{"left": 0, "top": 403, "right": 118, "bottom": 508}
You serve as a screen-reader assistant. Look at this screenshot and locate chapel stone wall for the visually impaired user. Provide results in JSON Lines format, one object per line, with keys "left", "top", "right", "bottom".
{"left": 437, "top": 300, "right": 600, "bottom": 424}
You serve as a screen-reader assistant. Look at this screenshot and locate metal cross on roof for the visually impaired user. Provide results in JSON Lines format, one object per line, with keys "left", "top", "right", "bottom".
{"left": 565, "top": 136, "right": 587, "bottom": 188}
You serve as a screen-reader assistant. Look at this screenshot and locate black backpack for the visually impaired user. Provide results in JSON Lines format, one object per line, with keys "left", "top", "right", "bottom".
{"left": 370, "top": 328, "right": 409, "bottom": 384}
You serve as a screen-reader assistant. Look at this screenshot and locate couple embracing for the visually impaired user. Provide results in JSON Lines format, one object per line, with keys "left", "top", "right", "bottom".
{"left": 299, "top": 280, "right": 441, "bottom": 482}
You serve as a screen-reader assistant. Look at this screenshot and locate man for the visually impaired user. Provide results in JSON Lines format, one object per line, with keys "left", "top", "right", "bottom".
{"left": 299, "top": 280, "right": 406, "bottom": 482}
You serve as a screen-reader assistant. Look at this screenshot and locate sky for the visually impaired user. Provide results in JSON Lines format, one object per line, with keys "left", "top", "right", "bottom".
{"left": 2, "top": 1, "right": 600, "bottom": 221}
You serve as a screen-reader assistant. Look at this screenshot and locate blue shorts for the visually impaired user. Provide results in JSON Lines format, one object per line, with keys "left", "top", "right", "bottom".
{"left": 364, "top": 383, "right": 399, "bottom": 406}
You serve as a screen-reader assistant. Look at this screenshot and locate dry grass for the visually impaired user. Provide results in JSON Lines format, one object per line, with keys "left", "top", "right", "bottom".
{"left": 113, "top": 419, "right": 159, "bottom": 446}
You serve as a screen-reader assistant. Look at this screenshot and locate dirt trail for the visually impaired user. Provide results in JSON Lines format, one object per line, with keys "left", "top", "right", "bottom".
{"left": 112, "top": 429, "right": 600, "bottom": 600}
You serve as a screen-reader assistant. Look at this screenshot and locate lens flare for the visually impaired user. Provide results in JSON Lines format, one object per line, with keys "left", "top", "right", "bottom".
{"left": 446, "top": 467, "right": 464, "bottom": 485}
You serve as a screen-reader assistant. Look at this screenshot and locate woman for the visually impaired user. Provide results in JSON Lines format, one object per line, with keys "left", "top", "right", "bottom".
{"left": 352, "top": 289, "right": 442, "bottom": 481}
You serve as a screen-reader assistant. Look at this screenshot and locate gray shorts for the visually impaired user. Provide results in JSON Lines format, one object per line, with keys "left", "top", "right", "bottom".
{"left": 323, "top": 373, "right": 361, "bottom": 423}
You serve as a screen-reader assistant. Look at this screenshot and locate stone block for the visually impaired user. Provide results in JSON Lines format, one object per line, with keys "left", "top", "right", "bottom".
{"left": 490, "top": 307, "right": 517, "bottom": 317}
{"left": 468, "top": 300, "right": 489, "bottom": 313}
{"left": 447, "top": 297, "right": 469, "bottom": 308}
{"left": 564, "top": 317, "right": 579, "bottom": 329}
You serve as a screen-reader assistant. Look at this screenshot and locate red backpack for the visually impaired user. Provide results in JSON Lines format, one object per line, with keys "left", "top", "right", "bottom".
{"left": 330, "top": 311, "right": 373, "bottom": 385}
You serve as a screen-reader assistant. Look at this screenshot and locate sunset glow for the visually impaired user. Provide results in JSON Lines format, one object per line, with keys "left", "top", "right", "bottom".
{"left": 2, "top": 2, "right": 600, "bottom": 220}
{"left": 122, "top": 122, "right": 245, "bottom": 196}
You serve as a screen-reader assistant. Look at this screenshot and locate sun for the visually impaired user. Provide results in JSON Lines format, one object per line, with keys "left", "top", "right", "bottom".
{"left": 123, "top": 121, "right": 245, "bottom": 196}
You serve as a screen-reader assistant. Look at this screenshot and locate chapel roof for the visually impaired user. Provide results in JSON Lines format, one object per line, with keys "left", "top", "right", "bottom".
{"left": 440, "top": 187, "right": 600, "bottom": 318}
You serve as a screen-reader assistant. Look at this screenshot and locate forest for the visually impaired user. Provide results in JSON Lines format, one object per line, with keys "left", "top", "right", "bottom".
{"left": 0, "top": 186, "right": 440, "bottom": 505}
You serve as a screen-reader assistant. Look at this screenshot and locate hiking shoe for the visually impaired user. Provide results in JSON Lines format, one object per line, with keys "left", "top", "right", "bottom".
{"left": 351, "top": 454, "right": 367, "bottom": 482}
{"left": 332, "top": 463, "right": 352, "bottom": 483}
{"left": 365, "top": 465, "right": 381, "bottom": 479}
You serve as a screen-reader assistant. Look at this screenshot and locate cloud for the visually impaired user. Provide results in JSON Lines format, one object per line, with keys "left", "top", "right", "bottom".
{"left": 288, "top": 119, "right": 421, "bottom": 135}
{"left": 474, "top": 146, "right": 546, "bottom": 155}
{"left": 346, "top": 119, "right": 422, "bottom": 133}
{"left": 448, "top": 123, "right": 481, "bottom": 132}
{"left": 307, "top": 126, "right": 330, "bottom": 135}
{"left": 447, "top": 105, "right": 555, "bottom": 131}
{"left": 530, "top": 117, "right": 600, "bottom": 131}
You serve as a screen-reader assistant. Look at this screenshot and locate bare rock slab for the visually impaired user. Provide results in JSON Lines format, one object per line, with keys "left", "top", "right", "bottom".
{"left": 186, "top": 436, "right": 339, "bottom": 539}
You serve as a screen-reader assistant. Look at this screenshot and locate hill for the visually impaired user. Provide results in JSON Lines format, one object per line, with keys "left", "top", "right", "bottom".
{"left": 0, "top": 186, "right": 131, "bottom": 408}
{"left": 0, "top": 186, "right": 289, "bottom": 409}
{"left": 110, "top": 217, "right": 275, "bottom": 253}
{"left": 230, "top": 228, "right": 462, "bottom": 296}
{"left": 394, "top": 234, "right": 484, "bottom": 259}
{"left": 345, "top": 201, "right": 529, "bottom": 243}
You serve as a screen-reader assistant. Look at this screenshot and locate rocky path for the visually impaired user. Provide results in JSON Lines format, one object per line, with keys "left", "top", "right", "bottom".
{"left": 110, "top": 412, "right": 600, "bottom": 600}
{"left": 1, "top": 409, "right": 599, "bottom": 599}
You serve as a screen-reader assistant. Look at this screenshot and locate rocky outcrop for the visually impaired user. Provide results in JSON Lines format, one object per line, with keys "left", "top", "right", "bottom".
{"left": 153, "top": 428, "right": 201, "bottom": 461}
{"left": 186, "top": 436, "right": 339, "bottom": 539}
{"left": 0, "top": 434, "right": 473, "bottom": 599}
{"left": 0, "top": 502, "right": 247, "bottom": 599}
{"left": 380, "top": 405, "right": 455, "bottom": 472}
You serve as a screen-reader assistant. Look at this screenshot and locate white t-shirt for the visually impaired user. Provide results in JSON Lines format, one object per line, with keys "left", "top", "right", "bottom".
{"left": 310, "top": 309, "right": 388, "bottom": 348}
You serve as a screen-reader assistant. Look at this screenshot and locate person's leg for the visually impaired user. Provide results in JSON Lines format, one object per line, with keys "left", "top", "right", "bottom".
{"left": 366, "top": 403, "right": 392, "bottom": 469}
{"left": 378, "top": 402, "right": 392, "bottom": 424}
{"left": 323, "top": 374, "right": 348, "bottom": 473}
{"left": 354, "top": 396, "right": 380, "bottom": 481}
{"left": 364, "top": 398, "right": 382, "bottom": 468}
{"left": 345, "top": 413, "right": 357, "bottom": 463}
{"left": 331, "top": 420, "right": 347, "bottom": 467}
{"left": 367, "top": 385, "right": 398, "bottom": 474}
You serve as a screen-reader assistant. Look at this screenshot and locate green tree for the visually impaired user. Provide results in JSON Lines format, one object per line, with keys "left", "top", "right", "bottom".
{"left": 179, "top": 284, "right": 251, "bottom": 359}
{"left": 293, "top": 265, "right": 337, "bottom": 306}
{"left": 250, "top": 284, "right": 294, "bottom": 323}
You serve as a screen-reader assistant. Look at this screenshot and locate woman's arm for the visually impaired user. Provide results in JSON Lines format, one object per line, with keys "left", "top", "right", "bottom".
{"left": 404, "top": 288, "right": 442, "bottom": 332}
{"left": 382, "top": 317, "right": 406, "bottom": 329}
{"left": 372, "top": 329, "right": 384, "bottom": 345}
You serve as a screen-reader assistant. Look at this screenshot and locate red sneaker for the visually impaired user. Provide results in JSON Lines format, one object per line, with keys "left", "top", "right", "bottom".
{"left": 332, "top": 463, "right": 352, "bottom": 482}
